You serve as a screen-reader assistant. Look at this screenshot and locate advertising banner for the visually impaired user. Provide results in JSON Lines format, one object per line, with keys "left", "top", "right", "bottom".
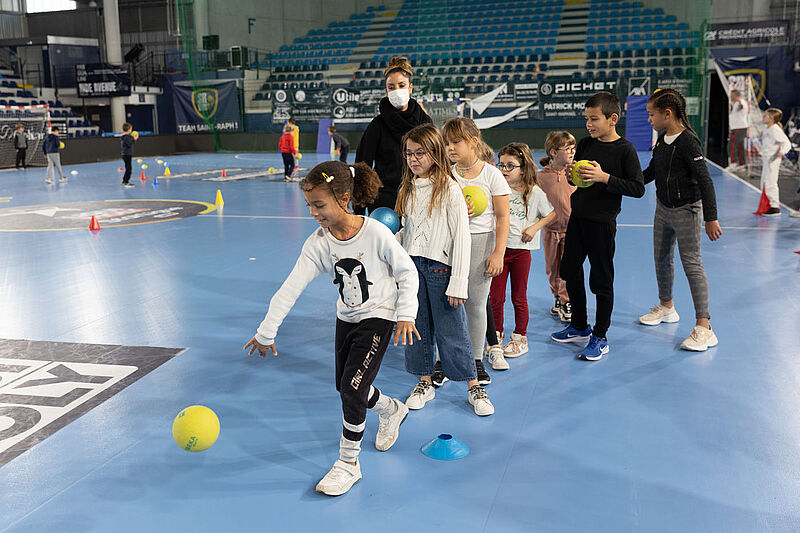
{"left": 75, "top": 63, "right": 132, "bottom": 97}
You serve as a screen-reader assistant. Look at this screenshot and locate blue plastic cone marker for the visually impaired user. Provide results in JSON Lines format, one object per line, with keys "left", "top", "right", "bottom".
{"left": 153, "top": 174, "right": 159, "bottom": 185}
{"left": 421, "top": 434, "right": 469, "bottom": 460}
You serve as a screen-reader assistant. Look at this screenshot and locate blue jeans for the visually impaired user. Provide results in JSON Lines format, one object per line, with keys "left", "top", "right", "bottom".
{"left": 405, "top": 256, "right": 477, "bottom": 381}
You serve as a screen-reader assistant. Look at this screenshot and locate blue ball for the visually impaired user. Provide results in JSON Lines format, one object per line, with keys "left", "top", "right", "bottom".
{"left": 369, "top": 207, "right": 400, "bottom": 234}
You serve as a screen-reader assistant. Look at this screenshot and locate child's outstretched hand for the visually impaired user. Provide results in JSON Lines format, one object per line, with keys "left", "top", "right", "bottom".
{"left": 705, "top": 220, "right": 722, "bottom": 241}
{"left": 394, "top": 321, "right": 422, "bottom": 346}
{"left": 578, "top": 161, "right": 610, "bottom": 184}
{"left": 244, "top": 336, "right": 277, "bottom": 357}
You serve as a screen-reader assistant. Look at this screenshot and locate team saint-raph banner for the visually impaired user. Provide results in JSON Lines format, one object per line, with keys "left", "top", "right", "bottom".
{"left": 173, "top": 80, "right": 242, "bottom": 134}
{"left": 712, "top": 54, "right": 768, "bottom": 104}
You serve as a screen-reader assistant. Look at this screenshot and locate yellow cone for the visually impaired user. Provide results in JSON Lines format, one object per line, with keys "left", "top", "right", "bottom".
{"left": 164, "top": 166, "right": 171, "bottom": 176}
{"left": 215, "top": 189, "right": 224, "bottom": 205}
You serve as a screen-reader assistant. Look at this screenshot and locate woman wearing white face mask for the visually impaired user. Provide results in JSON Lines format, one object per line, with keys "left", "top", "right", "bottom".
{"left": 355, "top": 56, "right": 432, "bottom": 214}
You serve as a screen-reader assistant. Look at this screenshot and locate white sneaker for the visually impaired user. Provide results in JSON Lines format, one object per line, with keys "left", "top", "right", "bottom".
{"left": 315, "top": 459, "right": 362, "bottom": 496}
{"left": 680, "top": 326, "right": 719, "bottom": 352}
{"left": 375, "top": 399, "right": 408, "bottom": 452}
{"left": 483, "top": 331, "right": 504, "bottom": 356}
{"left": 59, "top": 177, "right": 68, "bottom": 183}
{"left": 405, "top": 380, "right": 434, "bottom": 410}
{"left": 45, "top": 178, "right": 54, "bottom": 184}
{"left": 487, "top": 345, "right": 509, "bottom": 370}
{"left": 639, "top": 304, "right": 680, "bottom": 326}
{"left": 468, "top": 385, "right": 494, "bottom": 416}
{"left": 503, "top": 333, "right": 528, "bottom": 358}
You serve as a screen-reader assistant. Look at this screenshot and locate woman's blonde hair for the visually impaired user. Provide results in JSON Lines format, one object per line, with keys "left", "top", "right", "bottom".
{"left": 396, "top": 124, "right": 457, "bottom": 217}
{"left": 540, "top": 131, "right": 576, "bottom": 167}
{"left": 499, "top": 143, "right": 537, "bottom": 217}
{"left": 383, "top": 56, "right": 413, "bottom": 81}
{"left": 765, "top": 108, "right": 784, "bottom": 128}
{"left": 441, "top": 117, "right": 494, "bottom": 163}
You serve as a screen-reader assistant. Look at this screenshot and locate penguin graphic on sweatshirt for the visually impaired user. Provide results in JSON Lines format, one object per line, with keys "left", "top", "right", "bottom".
{"left": 333, "top": 254, "right": 372, "bottom": 308}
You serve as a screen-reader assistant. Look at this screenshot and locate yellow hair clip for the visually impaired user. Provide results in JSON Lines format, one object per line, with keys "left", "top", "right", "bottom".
{"left": 322, "top": 172, "right": 334, "bottom": 183}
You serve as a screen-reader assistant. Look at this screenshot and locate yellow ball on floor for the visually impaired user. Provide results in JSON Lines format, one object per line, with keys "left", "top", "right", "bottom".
{"left": 269, "top": 167, "right": 275, "bottom": 173}
{"left": 296, "top": 153, "right": 302, "bottom": 160}
{"left": 142, "top": 164, "right": 148, "bottom": 169}
{"left": 137, "top": 158, "right": 143, "bottom": 163}
{"left": 172, "top": 405, "right": 220, "bottom": 452}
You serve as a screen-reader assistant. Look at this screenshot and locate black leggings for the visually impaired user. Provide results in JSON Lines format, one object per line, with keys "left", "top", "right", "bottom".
{"left": 335, "top": 318, "right": 394, "bottom": 446}
{"left": 281, "top": 152, "right": 295, "bottom": 177}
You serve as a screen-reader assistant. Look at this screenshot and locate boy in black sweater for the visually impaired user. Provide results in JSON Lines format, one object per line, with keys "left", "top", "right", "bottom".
{"left": 120, "top": 123, "right": 136, "bottom": 188}
{"left": 551, "top": 91, "right": 645, "bottom": 361}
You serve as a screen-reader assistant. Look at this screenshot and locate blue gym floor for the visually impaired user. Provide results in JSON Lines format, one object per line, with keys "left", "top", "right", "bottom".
{"left": 0, "top": 150, "right": 798, "bottom": 532}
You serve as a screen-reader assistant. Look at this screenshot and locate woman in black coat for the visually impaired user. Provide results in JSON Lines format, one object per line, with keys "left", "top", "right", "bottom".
{"left": 355, "top": 56, "right": 432, "bottom": 214}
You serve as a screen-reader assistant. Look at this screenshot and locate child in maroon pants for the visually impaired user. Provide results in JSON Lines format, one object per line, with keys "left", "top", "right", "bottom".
{"left": 489, "top": 143, "right": 555, "bottom": 362}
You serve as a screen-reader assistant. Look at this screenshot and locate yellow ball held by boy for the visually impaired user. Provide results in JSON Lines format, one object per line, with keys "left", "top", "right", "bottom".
{"left": 571, "top": 160, "right": 596, "bottom": 188}
{"left": 462, "top": 185, "right": 488, "bottom": 218}
{"left": 172, "top": 405, "right": 220, "bottom": 452}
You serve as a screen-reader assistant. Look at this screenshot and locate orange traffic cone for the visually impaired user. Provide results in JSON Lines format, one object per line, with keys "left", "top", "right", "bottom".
{"left": 753, "top": 187, "right": 770, "bottom": 215}
{"left": 221, "top": 169, "right": 227, "bottom": 177}
{"left": 140, "top": 171, "right": 147, "bottom": 181}
{"left": 89, "top": 216, "right": 101, "bottom": 231}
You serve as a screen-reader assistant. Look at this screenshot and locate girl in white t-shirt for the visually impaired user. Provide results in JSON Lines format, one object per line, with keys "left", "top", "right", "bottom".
{"left": 490, "top": 143, "right": 555, "bottom": 359}
{"left": 442, "top": 117, "right": 510, "bottom": 380}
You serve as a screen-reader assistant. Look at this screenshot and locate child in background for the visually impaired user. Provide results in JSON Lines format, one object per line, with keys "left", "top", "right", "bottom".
{"left": 538, "top": 131, "right": 577, "bottom": 322}
{"left": 279, "top": 124, "right": 297, "bottom": 181}
{"left": 42, "top": 126, "right": 66, "bottom": 184}
{"left": 329, "top": 125, "right": 350, "bottom": 162}
{"left": 120, "top": 123, "right": 136, "bottom": 188}
{"left": 551, "top": 92, "right": 645, "bottom": 361}
{"left": 759, "top": 108, "right": 792, "bottom": 216}
{"left": 726, "top": 89, "right": 749, "bottom": 170}
{"left": 490, "top": 143, "right": 555, "bottom": 360}
{"left": 244, "top": 160, "right": 419, "bottom": 496}
{"left": 639, "top": 88, "right": 722, "bottom": 352}
{"left": 289, "top": 117, "right": 300, "bottom": 175}
{"left": 397, "top": 123, "right": 494, "bottom": 416}
{"left": 443, "top": 117, "right": 510, "bottom": 383}
{"left": 13, "top": 124, "right": 26, "bottom": 170}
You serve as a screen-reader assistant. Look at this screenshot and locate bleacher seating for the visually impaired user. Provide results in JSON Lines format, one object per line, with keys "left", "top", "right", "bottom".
{"left": 251, "top": 0, "right": 701, "bottom": 103}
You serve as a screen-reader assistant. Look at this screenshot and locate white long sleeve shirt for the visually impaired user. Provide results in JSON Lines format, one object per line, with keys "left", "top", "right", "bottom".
{"left": 761, "top": 123, "right": 792, "bottom": 160}
{"left": 397, "top": 177, "right": 471, "bottom": 299}
{"left": 255, "top": 217, "right": 418, "bottom": 346}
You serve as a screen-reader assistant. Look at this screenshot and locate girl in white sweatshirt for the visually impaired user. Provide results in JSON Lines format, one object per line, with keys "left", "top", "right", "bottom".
{"left": 396, "top": 123, "right": 495, "bottom": 416}
{"left": 244, "top": 160, "right": 420, "bottom": 497}
{"left": 759, "top": 108, "right": 792, "bottom": 216}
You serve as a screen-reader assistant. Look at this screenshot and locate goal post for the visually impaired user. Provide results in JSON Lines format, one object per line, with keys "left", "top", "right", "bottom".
{"left": 0, "top": 104, "right": 50, "bottom": 168}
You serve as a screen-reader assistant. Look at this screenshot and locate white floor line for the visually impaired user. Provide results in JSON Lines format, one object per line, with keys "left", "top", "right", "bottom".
{"left": 204, "top": 216, "right": 800, "bottom": 230}
{"left": 618, "top": 223, "right": 800, "bottom": 232}
{"left": 707, "top": 159, "right": 799, "bottom": 214}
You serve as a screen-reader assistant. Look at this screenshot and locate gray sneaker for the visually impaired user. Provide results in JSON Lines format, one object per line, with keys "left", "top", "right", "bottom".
{"left": 375, "top": 399, "right": 408, "bottom": 451}
{"left": 405, "top": 380, "right": 434, "bottom": 410}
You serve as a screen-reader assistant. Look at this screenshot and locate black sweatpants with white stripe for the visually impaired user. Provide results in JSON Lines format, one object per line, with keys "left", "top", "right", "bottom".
{"left": 335, "top": 317, "right": 395, "bottom": 462}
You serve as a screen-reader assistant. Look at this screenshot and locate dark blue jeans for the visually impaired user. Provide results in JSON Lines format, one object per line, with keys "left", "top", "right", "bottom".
{"left": 405, "top": 256, "right": 476, "bottom": 381}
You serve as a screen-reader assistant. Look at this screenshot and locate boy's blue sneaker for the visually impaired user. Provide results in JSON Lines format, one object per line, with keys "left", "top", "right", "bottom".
{"left": 551, "top": 325, "right": 592, "bottom": 344}
{"left": 579, "top": 335, "right": 609, "bottom": 361}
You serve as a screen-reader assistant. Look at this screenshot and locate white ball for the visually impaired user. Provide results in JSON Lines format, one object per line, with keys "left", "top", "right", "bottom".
{"left": 70, "top": 170, "right": 78, "bottom": 175}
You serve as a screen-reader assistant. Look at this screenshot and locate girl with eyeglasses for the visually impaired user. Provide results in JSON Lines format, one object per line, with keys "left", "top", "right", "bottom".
{"left": 537, "top": 131, "right": 578, "bottom": 322}
{"left": 489, "top": 143, "right": 555, "bottom": 360}
{"left": 396, "top": 123, "right": 495, "bottom": 416}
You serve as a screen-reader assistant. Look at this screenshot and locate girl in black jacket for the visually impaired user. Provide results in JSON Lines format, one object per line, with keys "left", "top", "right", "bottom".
{"left": 355, "top": 56, "right": 432, "bottom": 213}
{"left": 639, "top": 89, "right": 722, "bottom": 352}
